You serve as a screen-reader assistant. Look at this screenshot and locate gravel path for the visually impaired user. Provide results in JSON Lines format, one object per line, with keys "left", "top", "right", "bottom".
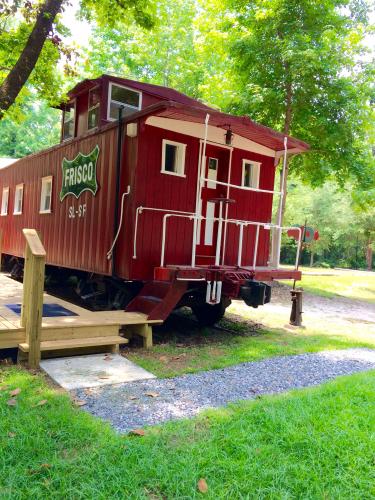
{"left": 75, "top": 348, "right": 375, "bottom": 433}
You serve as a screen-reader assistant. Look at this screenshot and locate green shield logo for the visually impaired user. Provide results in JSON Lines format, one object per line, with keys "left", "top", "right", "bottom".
{"left": 60, "top": 145, "right": 100, "bottom": 201}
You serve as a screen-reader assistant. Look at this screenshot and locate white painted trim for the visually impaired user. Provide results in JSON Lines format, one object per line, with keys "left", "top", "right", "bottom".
{"left": 62, "top": 99, "right": 76, "bottom": 142}
{"left": 207, "top": 157, "right": 218, "bottom": 189}
{"left": 13, "top": 183, "right": 24, "bottom": 215}
{"left": 161, "top": 139, "right": 187, "bottom": 177}
{"left": 39, "top": 175, "right": 53, "bottom": 214}
{"left": 1, "top": 186, "right": 9, "bottom": 216}
{"left": 146, "top": 116, "right": 276, "bottom": 157}
{"left": 107, "top": 81, "right": 142, "bottom": 121}
{"left": 241, "top": 159, "right": 261, "bottom": 189}
{"left": 204, "top": 201, "right": 215, "bottom": 245}
{"left": 87, "top": 86, "right": 101, "bottom": 131}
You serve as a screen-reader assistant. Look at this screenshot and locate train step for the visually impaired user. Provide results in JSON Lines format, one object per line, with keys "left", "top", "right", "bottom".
{"left": 126, "top": 280, "right": 188, "bottom": 320}
{"left": 18, "top": 335, "right": 128, "bottom": 353}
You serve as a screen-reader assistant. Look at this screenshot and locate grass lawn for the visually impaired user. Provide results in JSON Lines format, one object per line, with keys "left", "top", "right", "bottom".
{"left": 125, "top": 304, "right": 375, "bottom": 378}
{"left": 285, "top": 267, "right": 375, "bottom": 303}
{"left": 125, "top": 267, "right": 374, "bottom": 378}
{"left": 1, "top": 366, "right": 374, "bottom": 498}
{"left": 126, "top": 320, "right": 375, "bottom": 378}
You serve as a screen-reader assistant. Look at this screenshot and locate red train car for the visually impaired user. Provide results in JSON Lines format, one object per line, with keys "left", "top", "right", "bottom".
{"left": 0, "top": 75, "right": 308, "bottom": 324}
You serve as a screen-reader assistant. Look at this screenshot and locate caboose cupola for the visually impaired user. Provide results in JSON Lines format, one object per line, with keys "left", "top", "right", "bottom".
{"left": 58, "top": 74, "right": 214, "bottom": 143}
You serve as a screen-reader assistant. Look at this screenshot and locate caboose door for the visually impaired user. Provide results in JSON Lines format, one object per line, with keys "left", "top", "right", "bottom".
{"left": 196, "top": 144, "right": 230, "bottom": 265}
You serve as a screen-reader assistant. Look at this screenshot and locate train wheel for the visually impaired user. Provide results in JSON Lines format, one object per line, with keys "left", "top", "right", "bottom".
{"left": 192, "top": 300, "right": 227, "bottom": 326}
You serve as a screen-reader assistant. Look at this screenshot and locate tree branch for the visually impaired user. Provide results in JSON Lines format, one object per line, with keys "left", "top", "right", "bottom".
{"left": 0, "top": 0, "right": 64, "bottom": 120}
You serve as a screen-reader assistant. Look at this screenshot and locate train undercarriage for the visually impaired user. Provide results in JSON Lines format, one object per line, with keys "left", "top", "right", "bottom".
{"left": 3, "top": 254, "right": 300, "bottom": 326}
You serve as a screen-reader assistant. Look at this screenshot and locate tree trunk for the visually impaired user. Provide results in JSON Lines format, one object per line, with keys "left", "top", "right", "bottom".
{"left": 366, "top": 240, "right": 373, "bottom": 270}
{"left": 0, "top": 0, "right": 64, "bottom": 120}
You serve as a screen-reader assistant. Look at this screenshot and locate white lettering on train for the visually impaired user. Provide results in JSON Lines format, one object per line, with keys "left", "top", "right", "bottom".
{"left": 64, "top": 162, "right": 94, "bottom": 187}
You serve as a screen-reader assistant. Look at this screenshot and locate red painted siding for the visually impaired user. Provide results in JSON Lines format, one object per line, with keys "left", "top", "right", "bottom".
{"left": 0, "top": 127, "right": 118, "bottom": 276}
{"left": 0, "top": 116, "right": 277, "bottom": 283}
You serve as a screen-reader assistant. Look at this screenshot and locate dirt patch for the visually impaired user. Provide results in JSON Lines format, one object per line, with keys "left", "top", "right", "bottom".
{"left": 124, "top": 308, "right": 264, "bottom": 349}
{"left": 267, "top": 281, "right": 375, "bottom": 323}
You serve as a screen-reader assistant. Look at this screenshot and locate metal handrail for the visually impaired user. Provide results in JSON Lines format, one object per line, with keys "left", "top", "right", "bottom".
{"left": 199, "top": 176, "right": 283, "bottom": 196}
{"left": 159, "top": 211, "right": 302, "bottom": 270}
{"left": 133, "top": 206, "right": 195, "bottom": 259}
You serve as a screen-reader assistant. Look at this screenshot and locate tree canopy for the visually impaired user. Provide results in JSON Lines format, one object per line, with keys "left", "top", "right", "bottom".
{"left": 0, "top": 0, "right": 155, "bottom": 120}
{"left": 222, "top": 0, "right": 375, "bottom": 191}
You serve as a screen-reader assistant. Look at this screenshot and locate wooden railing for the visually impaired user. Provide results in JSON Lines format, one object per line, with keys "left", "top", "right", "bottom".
{"left": 21, "top": 229, "right": 46, "bottom": 368}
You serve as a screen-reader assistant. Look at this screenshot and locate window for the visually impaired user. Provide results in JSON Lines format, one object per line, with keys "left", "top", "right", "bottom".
{"left": 161, "top": 139, "right": 186, "bottom": 177}
{"left": 14, "top": 184, "right": 23, "bottom": 215}
{"left": 1, "top": 187, "right": 9, "bottom": 215}
{"left": 107, "top": 83, "right": 141, "bottom": 120}
{"left": 40, "top": 176, "right": 53, "bottom": 213}
{"left": 207, "top": 157, "right": 218, "bottom": 188}
{"left": 88, "top": 87, "right": 100, "bottom": 130}
{"left": 62, "top": 101, "right": 75, "bottom": 140}
{"left": 242, "top": 160, "right": 261, "bottom": 189}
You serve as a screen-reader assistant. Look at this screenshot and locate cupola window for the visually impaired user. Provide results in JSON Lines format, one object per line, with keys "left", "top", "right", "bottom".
{"left": 107, "top": 82, "right": 141, "bottom": 120}
{"left": 62, "top": 101, "right": 75, "bottom": 140}
{"left": 88, "top": 87, "right": 101, "bottom": 130}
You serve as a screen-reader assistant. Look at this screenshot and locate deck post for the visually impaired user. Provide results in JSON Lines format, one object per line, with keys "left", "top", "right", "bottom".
{"left": 21, "top": 229, "right": 46, "bottom": 368}
{"left": 128, "top": 323, "right": 153, "bottom": 349}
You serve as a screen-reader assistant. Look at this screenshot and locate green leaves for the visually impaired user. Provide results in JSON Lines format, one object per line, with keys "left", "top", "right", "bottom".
{"left": 222, "top": 0, "right": 374, "bottom": 193}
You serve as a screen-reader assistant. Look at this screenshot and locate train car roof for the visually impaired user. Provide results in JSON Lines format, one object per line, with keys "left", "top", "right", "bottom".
{"left": 64, "top": 74, "right": 214, "bottom": 112}
{"left": 125, "top": 100, "right": 310, "bottom": 153}
{"left": 59, "top": 74, "right": 309, "bottom": 154}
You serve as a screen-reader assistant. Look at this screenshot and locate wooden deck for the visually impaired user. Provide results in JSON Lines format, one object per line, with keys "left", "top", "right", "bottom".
{"left": 0, "top": 273, "right": 159, "bottom": 353}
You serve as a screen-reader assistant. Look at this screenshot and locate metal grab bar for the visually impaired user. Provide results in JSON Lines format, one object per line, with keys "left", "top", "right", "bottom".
{"left": 133, "top": 206, "right": 195, "bottom": 259}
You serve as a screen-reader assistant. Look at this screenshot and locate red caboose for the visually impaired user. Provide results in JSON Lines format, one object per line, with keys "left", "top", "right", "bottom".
{"left": 0, "top": 75, "right": 308, "bottom": 325}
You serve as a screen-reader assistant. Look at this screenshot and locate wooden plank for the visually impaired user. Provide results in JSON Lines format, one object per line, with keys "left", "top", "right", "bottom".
{"left": 0, "top": 333, "right": 26, "bottom": 349}
{"left": 19, "top": 335, "right": 128, "bottom": 352}
{"left": 0, "top": 318, "right": 20, "bottom": 330}
{"left": 41, "top": 324, "right": 120, "bottom": 341}
{"left": 22, "top": 229, "right": 46, "bottom": 257}
{"left": 21, "top": 244, "right": 32, "bottom": 328}
{"left": 26, "top": 254, "right": 45, "bottom": 368}
{"left": 39, "top": 312, "right": 161, "bottom": 329}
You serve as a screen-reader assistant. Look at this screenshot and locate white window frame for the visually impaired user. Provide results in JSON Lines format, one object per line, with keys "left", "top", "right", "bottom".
{"left": 241, "top": 160, "right": 261, "bottom": 189}
{"left": 161, "top": 139, "right": 187, "bottom": 177}
{"left": 40, "top": 176, "right": 53, "bottom": 214}
{"left": 207, "top": 157, "right": 218, "bottom": 189}
{"left": 62, "top": 99, "right": 76, "bottom": 142}
{"left": 1, "top": 187, "right": 9, "bottom": 216}
{"left": 87, "top": 86, "right": 100, "bottom": 131}
{"left": 13, "top": 183, "right": 24, "bottom": 215}
{"left": 107, "top": 82, "right": 142, "bottom": 121}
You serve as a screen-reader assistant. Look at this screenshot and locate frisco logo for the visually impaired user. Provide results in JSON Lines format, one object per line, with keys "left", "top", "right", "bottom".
{"left": 60, "top": 145, "right": 99, "bottom": 200}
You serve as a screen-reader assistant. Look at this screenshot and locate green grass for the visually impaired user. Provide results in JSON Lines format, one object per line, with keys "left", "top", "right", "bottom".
{"left": 1, "top": 366, "right": 374, "bottom": 498}
{"left": 285, "top": 268, "right": 375, "bottom": 303}
{"left": 126, "top": 324, "right": 375, "bottom": 378}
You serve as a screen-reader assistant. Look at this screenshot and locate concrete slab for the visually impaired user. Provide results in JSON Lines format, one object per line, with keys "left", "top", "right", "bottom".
{"left": 40, "top": 354, "right": 156, "bottom": 390}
